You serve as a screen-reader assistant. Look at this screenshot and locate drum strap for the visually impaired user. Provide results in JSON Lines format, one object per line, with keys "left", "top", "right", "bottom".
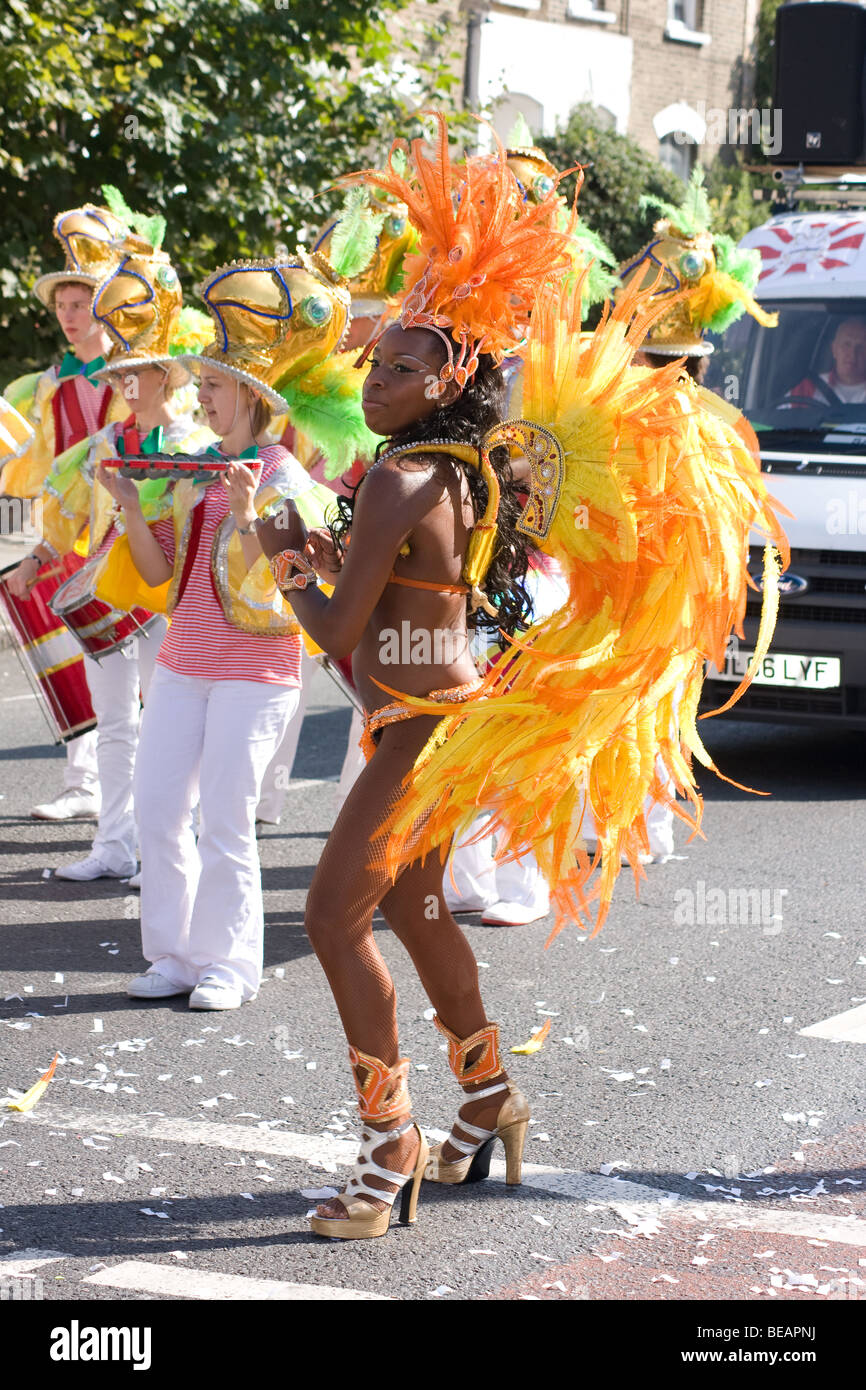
{"left": 175, "top": 498, "right": 207, "bottom": 609}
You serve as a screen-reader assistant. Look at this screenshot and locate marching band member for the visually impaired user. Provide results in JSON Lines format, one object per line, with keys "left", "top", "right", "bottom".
{"left": 100, "top": 253, "right": 361, "bottom": 1010}
{"left": 3, "top": 203, "right": 130, "bottom": 821}
{"left": 29, "top": 215, "right": 214, "bottom": 882}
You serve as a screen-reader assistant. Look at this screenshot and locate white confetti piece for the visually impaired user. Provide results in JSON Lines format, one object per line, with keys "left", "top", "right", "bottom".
{"left": 157, "top": 1074, "right": 172, "bottom": 1081}
{"left": 599, "top": 1162, "right": 630, "bottom": 1176}
{"left": 691, "top": 1256, "right": 710, "bottom": 1266}
{"left": 169, "top": 1251, "right": 189, "bottom": 1260}
{"left": 92, "top": 1020, "right": 103, "bottom": 1034}
{"left": 531, "top": 1215, "right": 552, "bottom": 1227}
{"left": 7, "top": 1021, "right": 31, "bottom": 1030}
{"left": 273, "top": 968, "right": 285, "bottom": 978}
{"left": 595, "top": 1253, "right": 624, "bottom": 1263}
{"left": 239, "top": 1193, "right": 255, "bottom": 1200}
{"left": 305, "top": 1062, "right": 317, "bottom": 1071}
{"left": 52, "top": 974, "right": 64, "bottom": 984}
{"left": 543, "top": 1281, "right": 567, "bottom": 1292}
{"left": 469, "top": 1249, "right": 497, "bottom": 1256}
{"left": 533, "top": 1133, "right": 550, "bottom": 1142}
{"left": 102, "top": 1173, "right": 124, "bottom": 1183}
{"left": 684, "top": 1172, "right": 699, "bottom": 1181}
{"left": 652, "top": 1274, "right": 679, "bottom": 1284}
{"left": 41, "top": 869, "right": 51, "bottom": 879}
{"left": 300, "top": 1187, "right": 339, "bottom": 1200}
{"left": 477, "top": 962, "right": 489, "bottom": 969}
{"left": 431, "top": 1285, "right": 453, "bottom": 1296}
{"left": 530, "top": 1252, "right": 555, "bottom": 1262}
{"left": 139, "top": 1209, "right": 169, "bottom": 1219}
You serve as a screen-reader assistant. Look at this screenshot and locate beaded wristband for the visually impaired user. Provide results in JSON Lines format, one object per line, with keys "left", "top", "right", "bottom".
{"left": 270, "top": 548, "right": 318, "bottom": 593}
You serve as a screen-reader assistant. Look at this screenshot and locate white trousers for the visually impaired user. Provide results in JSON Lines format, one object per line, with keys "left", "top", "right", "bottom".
{"left": 63, "top": 730, "right": 99, "bottom": 793}
{"left": 83, "top": 618, "right": 166, "bottom": 872}
{"left": 134, "top": 667, "right": 297, "bottom": 997}
{"left": 255, "top": 647, "right": 316, "bottom": 822}
{"left": 444, "top": 815, "right": 550, "bottom": 914}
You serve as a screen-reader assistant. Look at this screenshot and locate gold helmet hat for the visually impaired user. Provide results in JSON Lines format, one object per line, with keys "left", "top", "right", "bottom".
{"left": 90, "top": 245, "right": 184, "bottom": 376}
{"left": 33, "top": 204, "right": 132, "bottom": 308}
{"left": 616, "top": 166, "right": 777, "bottom": 357}
{"left": 184, "top": 252, "right": 352, "bottom": 412}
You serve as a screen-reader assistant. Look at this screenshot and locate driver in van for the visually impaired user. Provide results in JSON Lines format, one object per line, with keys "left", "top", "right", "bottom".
{"left": 787, "top": 316, "right": 866, "bottom": 404}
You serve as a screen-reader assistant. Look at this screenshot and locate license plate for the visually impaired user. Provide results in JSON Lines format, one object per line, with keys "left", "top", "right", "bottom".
{"left": 707, "top": 649, "right": 841, "bottom": 689}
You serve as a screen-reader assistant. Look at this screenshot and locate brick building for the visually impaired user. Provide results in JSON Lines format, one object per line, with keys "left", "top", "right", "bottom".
{"left": 404, "top": 0, "right": 763, "bottom": 173}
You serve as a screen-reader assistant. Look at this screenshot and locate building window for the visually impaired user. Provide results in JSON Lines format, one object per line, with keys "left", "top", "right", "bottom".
{"left": 567, "top": 0, "right": 617, "bottom": 22}
{"left": 658, "top": 133, "right": 696, "bottom": 181}
{"left": 665, "top": 0, "right": 711, "bottom": 45}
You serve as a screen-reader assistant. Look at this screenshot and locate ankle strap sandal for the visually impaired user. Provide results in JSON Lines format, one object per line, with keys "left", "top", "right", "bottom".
{"left": 309, "top": 1048, "right": 428, "bottom": 1240}
{"left": 426, "top": 1015, "right": 530, "bottom": 1188}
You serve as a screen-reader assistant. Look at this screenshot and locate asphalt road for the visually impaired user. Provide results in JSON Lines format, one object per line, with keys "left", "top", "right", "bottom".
{"left": 1, "top": 639, "right": 864, "bottom": 1315}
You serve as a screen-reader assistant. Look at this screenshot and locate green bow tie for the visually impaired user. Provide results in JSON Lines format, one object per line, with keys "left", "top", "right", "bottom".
{"left": 205, "top": 445, "right": 259, "bottom": 461}
{"left": 57, "top": 351, "right": 106, "bottom": 384}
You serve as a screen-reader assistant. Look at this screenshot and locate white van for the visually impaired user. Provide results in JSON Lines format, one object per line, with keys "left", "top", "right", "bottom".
{"left": 702, "top": 208, "right": 866, "bottom": 728}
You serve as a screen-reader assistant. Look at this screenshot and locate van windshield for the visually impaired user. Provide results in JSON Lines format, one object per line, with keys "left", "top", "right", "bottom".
{"left": 704, "top": 299, "right": 866, "bottom": 447}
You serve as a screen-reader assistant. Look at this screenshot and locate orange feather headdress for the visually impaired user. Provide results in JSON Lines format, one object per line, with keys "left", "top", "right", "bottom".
{"left": 343, "top": 113, "right": 575, "bottom": 397}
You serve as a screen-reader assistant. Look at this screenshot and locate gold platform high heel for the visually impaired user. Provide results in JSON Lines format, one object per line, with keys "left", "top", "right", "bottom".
{"left": 424, "top": 1018, "right": 530, "bottom": 1187}
{"left": 309, "top": 1047, "right": 428, "bottom": 1241}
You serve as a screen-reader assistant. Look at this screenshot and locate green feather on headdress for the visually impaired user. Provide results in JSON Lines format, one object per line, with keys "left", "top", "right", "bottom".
{"left": 640, "top": 165, "right": 711, "bottom": 238}
{"left": 279, "top": 352, "right": 382, "bottom": 479}
{"left": 507, "top": 112, "right": 536, "bottom": 150}
{"left": 329, "top": 187, "right": 385, "bottom": 283}
{"left": 101, "top": 184, "right": 167, "bottom": 253}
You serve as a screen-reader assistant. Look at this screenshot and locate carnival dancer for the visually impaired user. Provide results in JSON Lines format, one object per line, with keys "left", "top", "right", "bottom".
{"left": 264, "top": 118, "right": 788, "bottom": 1240}
{"left": 99, "top": 252, "right": 364, "bottom": 1011}
{"left": 3, "top": 203, "right": 131, "bottom": 821}
{"left": 248, "top": 118, "right": 576, "bottom": 1238}
{"left": 28, "top": 211, "right": 214, "bottom": 882}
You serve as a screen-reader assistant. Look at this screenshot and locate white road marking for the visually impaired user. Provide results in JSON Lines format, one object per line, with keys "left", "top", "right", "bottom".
{"left": 12, "top": 1103, "right": 866, "bottom": 1247}
{"left": 83, "top": 1261, "right": 392, "bottom": 1301}
{"left": 0, "top": 1249, "right": 67, "bottom": 1275}
{"left": 799, "top": 1003, "right": 866, "bottom": 1044}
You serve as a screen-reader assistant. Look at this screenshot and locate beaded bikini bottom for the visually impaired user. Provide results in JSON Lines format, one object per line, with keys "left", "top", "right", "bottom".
{"left": 360, "top": 679, "right": 483, "bottom": 764}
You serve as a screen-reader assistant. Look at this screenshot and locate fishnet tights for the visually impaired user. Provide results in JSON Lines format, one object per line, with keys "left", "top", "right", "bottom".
{"left": 307, "top": 712, "right": 517, "bottom": 1218}
{"left": 305, "top": 712, "right": 489, "bottom": 1068}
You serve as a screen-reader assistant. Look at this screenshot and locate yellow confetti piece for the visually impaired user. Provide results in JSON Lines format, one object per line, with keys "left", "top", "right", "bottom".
{"left": 510, "top": 1019, "right": 552, "bottom": 1055}
{"left": 7, "top": 1053, "right": 59, "bottom": 1112}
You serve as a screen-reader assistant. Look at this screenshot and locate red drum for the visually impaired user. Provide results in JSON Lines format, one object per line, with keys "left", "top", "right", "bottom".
{"left": 0, "top": 554, "right": 96, "bottom": 744}
{"left": 49, "top": 555, "right": 161, "bottom": 659}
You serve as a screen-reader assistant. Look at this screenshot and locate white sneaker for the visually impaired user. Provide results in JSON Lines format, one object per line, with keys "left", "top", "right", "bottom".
{"left": 481, "top": 900, "right": 550, "bottom": 926}
{"left": 127, "top": 871, "right": 142, "bottom": 889}
{"left": 127, "top": 972, "right": 192, "bottom": 999}
{"left": 189, "top": 975, "right": 245, "bottom": 1010}
{"left": 55, "top": 855, "right": 137, "bottom": 882}
{"left": 444, "top": 895, "right": 495, "bottom": 914}
{"left": 31, "top": 788, "right": 100, "bottom": 821}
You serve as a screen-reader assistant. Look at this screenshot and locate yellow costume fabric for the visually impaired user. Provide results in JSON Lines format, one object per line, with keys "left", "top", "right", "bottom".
{"left": 0, "top": 369, "right": 127, "bottom": 499}
{"left": 380, "top": 274, "right": 790, "bottom": 938}
{"left": 163, "top": 458, "right": 335, "bottom": 635}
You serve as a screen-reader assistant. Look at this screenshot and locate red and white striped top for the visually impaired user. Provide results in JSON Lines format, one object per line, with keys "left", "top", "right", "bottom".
{"left": 152, "top": 445, "right": 301, "bottom": 686}
{"left": 52, "top": 367, "right": 114, "bottom": 454}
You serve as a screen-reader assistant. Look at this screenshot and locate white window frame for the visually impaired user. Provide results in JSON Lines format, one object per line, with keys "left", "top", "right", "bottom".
{"left": 567, "top": 0, "right": 617, "bottom": 24}
{"left": 665, "top": 0, "right": 711, "bottom": 46}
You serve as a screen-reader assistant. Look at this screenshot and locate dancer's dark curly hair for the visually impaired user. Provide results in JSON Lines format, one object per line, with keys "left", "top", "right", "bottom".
{"left": 328, "top": 353, "right": 536, "bottom": 646}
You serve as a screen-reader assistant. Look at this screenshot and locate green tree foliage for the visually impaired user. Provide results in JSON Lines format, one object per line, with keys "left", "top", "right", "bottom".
{"left": 754, "top": 0, "right": 785, "bottom": 112}
{"left": 0, "top": 0, "right": 461, "bottom": 380}
{"left": 535, "top": 104, "right": 686, "bottom": 269}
